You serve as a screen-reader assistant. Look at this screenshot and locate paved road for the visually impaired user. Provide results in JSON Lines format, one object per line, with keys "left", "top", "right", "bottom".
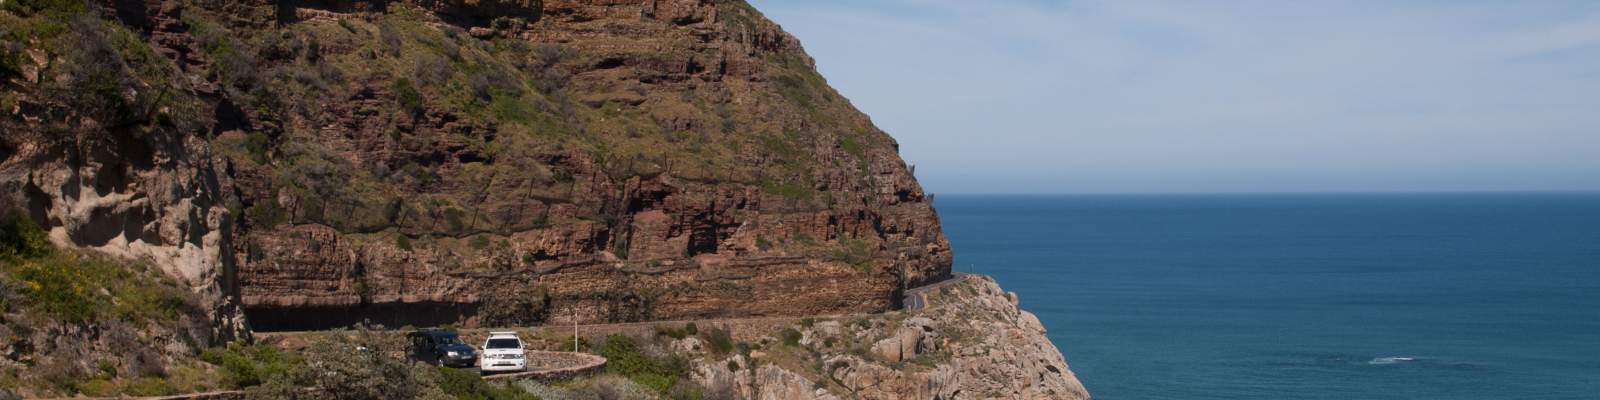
{"left": 902, "top": 272, "right": 972, "bottom": 311}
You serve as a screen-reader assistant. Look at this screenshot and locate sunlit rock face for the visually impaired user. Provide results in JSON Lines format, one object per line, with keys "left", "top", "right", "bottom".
{"left": 3, "top": 0, "right": 950, "bottom": 331}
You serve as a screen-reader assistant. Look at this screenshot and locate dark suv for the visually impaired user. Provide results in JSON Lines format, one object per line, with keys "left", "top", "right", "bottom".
{"left": 407, "top": 329, "right": 477, "bottom": 368}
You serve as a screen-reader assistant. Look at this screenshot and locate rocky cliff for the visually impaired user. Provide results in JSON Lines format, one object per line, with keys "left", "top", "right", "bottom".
{"left": 610, "top": 275, "right": 1091, "bottom": 400}
{"left": 1, "top": 0, "right": 950, "bottom": 332}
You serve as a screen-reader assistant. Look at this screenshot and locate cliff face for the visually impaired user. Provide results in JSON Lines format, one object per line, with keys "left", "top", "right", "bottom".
{"left": 1, "top": 0, "right": 950, "bottom": 331}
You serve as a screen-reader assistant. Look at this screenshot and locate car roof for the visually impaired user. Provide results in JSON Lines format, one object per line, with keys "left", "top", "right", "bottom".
{"left": 487, "top": 331, "right": 520, "bottom": 338}
{"left": 409, "top": 330, "right": 459, "bottom": 338}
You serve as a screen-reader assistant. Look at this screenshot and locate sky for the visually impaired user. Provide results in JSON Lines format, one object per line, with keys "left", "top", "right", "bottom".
{"left": 748, "top": 0, "right": 1600, "bottom": 194}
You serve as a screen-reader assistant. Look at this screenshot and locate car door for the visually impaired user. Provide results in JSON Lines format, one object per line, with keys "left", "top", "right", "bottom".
{"left": 410, "top": 335, "right": 428, "bottom": 362}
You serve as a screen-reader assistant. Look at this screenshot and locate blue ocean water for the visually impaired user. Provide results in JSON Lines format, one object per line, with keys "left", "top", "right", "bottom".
{"left": 937, "top": 193, "right": 1600, "bottom": 400}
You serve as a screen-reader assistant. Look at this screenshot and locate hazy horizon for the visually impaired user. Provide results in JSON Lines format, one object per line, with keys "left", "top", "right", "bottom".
{"left": 751, "top": 0, "right": 1600, "bottom": 194}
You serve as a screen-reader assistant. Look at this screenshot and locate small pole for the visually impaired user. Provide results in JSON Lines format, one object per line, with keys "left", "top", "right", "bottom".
{"left": 572, "top": 306, "right": 579, "bottom": 352}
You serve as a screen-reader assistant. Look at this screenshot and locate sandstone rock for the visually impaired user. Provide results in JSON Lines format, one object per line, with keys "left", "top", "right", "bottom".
{"left": 684, "top": 275, "right": 1089, "bottom": 400}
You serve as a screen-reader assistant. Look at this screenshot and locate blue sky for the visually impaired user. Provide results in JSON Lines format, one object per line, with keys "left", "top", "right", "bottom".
{"left": 749, "top": 0, "right": 1600, "bottom": 193}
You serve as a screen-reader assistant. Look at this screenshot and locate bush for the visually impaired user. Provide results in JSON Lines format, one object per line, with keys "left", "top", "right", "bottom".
{"left": 245, "top": 202, "right": 286, "bottom": 228}
{"left": 0, "top": 45, "right": 21, "bottom": 80}
{"left": 1, "top": 0, "right": 85, "bottom": 15}
{"left": 395, "top": 234, "right": 413, "bottom": 251}
{"left": 393, "top": 78, "right": 423, "bottom": 116}
{"left": 435, "top": 366, "right": 537, "bottom": 400}
{"left": 0, "top": 215, "right": 50, "bottom": 259}
{"left": 245, "top": 336, "right": 429, "bottom": 400}
{"left": 200, "top": 343, "right": 297, "bottom": 389}
{"left": 779, "top": 328, "right": 802, "bottom": 347}
{"left": 701, "top": 327, "right": 734, "bottom": 355}
{"left": 14, "top": 259, "right": 94, "bottom": 322}
{"left": 597, "top": 335, "right": 687, "bottom": 394}
{"left": 655, "top": 325, "right": 688, "bottom": 340}
{"left": 243, "top": 132, "right": 273, "bottom": 164}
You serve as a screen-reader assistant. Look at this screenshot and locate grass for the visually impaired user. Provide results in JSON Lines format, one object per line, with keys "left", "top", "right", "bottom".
{"left": 199, "top": 343, "right": 299, "bottom": 389}
{"left": 1, "top": 216, "right": 199, "bottom": 324}
{"left": 596, "top": 334, "right": 689, "bottom": 394}
{"left": 840, "top": 135, "right": 865, "bottom": 159}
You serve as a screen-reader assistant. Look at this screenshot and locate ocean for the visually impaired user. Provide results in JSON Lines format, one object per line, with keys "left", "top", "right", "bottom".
{"left": 937, "top": 193, "right": 1600, "bottom": 400}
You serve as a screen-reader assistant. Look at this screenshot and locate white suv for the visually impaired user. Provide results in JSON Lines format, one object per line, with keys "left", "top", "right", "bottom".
{"left": 479, "top": 331, "right": 528, "bottom": 373}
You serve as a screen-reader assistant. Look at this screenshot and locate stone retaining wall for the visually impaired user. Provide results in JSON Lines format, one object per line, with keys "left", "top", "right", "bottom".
{"left": 482, "top": 351, "right": 607, "bottom": 382}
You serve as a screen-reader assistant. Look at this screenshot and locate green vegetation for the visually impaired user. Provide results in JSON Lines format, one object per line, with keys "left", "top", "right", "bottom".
{"left": 780, "top": 328, "right": 803, "bottom": 346}
{"left": 832, "top": 237, "right": 874, "bottom": 273}
{"left": 1, "top": 216, "right": 198, "bottom": 324}
{"left": 200, "top": 343, "right": 299, "bottom": 389}
{"left": 702, "top": 326, "right": 735, "bottom": 355}
{"left": 394, "top": 78, "right": 424, "bottom": 116}
{"left": 840, "top": 135, "right": 865, "bottom": 159}
{"left": 761, "top": 178, "right": 811, "bottom": 201}
{"left": 435, "top": 366, "right": 538, "bottom": 400}
{"left": 596, "top": 335, "right": 690, "bottom": 395}
{"left": 0, "top": 214, "right": 49, "bottom": 259}
{"left": 243, "top": 132, "right": 274, "bottom": 164}
{"left": 0, "top": 44, "right": 21, "bottom": 80}
{"left": 1, "top": 0, "right": 85, "bottom": 16}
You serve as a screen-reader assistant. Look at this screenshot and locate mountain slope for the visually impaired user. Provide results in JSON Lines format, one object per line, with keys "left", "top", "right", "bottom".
{"left": 1, "top": 0, "right": 949, "bottom": 331}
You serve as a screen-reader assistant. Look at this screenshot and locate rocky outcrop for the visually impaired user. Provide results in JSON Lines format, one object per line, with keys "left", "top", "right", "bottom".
{"left": 2, "top": 0, "right": 949, "bottom": 332}
{"left": 664, "top": 275, "right": 1090, "bottom": 400}
{"left": 0, "top": 2, "right": 249, "bottom": 341}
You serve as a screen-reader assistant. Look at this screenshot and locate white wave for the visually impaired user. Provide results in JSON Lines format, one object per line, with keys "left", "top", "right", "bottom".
{"left": 1367, "top": 356, "right": 1417, "bottom": 365}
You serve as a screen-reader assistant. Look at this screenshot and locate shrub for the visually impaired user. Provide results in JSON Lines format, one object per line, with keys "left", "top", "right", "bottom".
{"left": 0, "top": 215, "right": 50, "bottom": 259}
{"left": 800, "top": 317, "right": 815, "bottom": 328}
{"left": 0, "top": 45, "right": 21, "bottom": 80}
{"left": 444, "top": 208, "right": 467, "bottom": 232}
{"left": 201, "top": 343, "right": 298, "bottom": 389}
{"left": 780, "top": 328, "right": 802, "bottom": 347}
{"left": 243, "top": 132, "right": 273, "bottom": 164}
{"left": 701, "top": 327, "right": 734, "bottom": 355}
{"left": 395, "top": 234, "right": 413, "bottom": 251}
{"left": 683, "top": 322, "right": 697, "bottom": 335}
{"left": 14, "top": 259, "right": 94, "bottom": 322}
{"left": 840, "top": 136, "right": 865, "bottom": 159}
{"left": 597, "top": 335, "right": 687, "bottom": 394}
{"left": 377, "top": 21, "right": 403, "bottom": 57}
{"left": 393, "top": 78, "right": 423, "bottom": 116}
{"left": 435, "top": 366, "right": 536, "bottom": 400}
{"left": 655, "top": 325, "right": 688, "bottom": 340}
{"left": 1, "top": 0, "right": 85, "bottom": 15}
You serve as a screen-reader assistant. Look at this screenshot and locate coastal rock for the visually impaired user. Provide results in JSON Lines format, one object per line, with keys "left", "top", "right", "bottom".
{"left": 684, "top": 275, "right": 1091, "bottom": 400}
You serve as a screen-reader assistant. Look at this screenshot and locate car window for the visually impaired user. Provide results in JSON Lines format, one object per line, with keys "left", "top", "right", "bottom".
{"left": 485, "top": 338, "right": 521, "bottom": 349}
{"left": 437, "top": 335, "right": 464, "bottom": 345}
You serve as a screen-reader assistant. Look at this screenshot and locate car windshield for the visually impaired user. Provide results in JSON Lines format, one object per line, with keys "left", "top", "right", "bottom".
{"left": 485, "top": 338, "right": 520, "bottom": 349}
{"left": 436, "top": 335, "right": 464, "bottom": 345}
